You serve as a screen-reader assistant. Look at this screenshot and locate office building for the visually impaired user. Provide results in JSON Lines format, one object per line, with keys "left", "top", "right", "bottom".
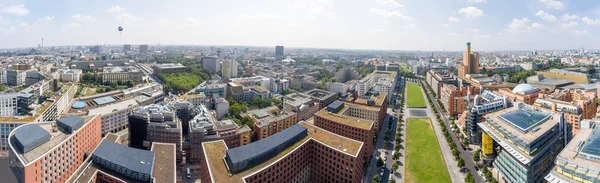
{"left": 304, "top": 89, "right": 337, "bottom": 110}
{"left": 426, "top": 70, "right": 458, "bottom": 97}
{"left": 67, "top": 137, "right": 177, "bottom": 183}
{"left": 139, "top": 45, "right": 148, "bottom": 52}
{"left": 195, "top": 83, "right": 227, "bottom": 98}
{"left": 202, "top": 56, "right": 220, "bottom": 73}
{"left": 123, "top": 44, "right": 131, "bottom": 51}
{"left": 128, "top": 103, "right": 182, "bottom": 159}
{"left": 349, "top": 92, "right": 388, "bottom": 131}
{"left": 6, "top": 69, "right": 26, "bottom": 86}
{"left": 479, "top": 103, "right": 570, "bottom": 183}
{"left": 545, "top": 122, "right": 600, "bottom": 183}
{"left": 458, "top": 89, "right": 509, "bottom": 144}
{"left": 283, "top": 93, "right": 320, "bottom": 121}
{"left": 536, "top": 69, "right": 590, "bottom": 84}
{"left": 8, "top": 115, "right": 102, "bottom": 183}
{"left": 200, "top": 122, "right": 364, "bottom": 183}
{"left": 92, "top": 45, "right": 102, "bottom": 53}
{"left": 69, "top": 60, "right": 136, "bottom": 70}
{"left": 275, "top": 45, "right": 284, "bottom": 56}
{"left": 326, "top": 82, "right": 349, "bottom": 94}
{"left": 534, "top": 89, "right": 597, "bottom": 133}
{"left": 458, "top": 42, "right": 480, "bottom": 78}
{"left": 314, "top": 101, "right": 376, "bottom": 162}
{"left": 171, "top": 100, "right": 197, "bottom": 136}
{"left": 102, "top": 66, "right": 143, "bottom": 83}
{"left": 222, "top": 59, "right": 238, "bottom": 79}
{"left": 440, "top": 85, "right": 481, "bottom": 116}
{"left": 189, "top": 104, "right": 251, "bottom": 162}
{"left": 227, "top": 82, "right": 271, "bottom": 104}
{"left": 59, "top": 69, "right": 82, "bottom": 83}
{"left": 152, "top": 63, "right": 188, "bottom": 76}
{"left": 88, "top": 99, "right": 140, "bottom": 136}
{"left": 357, "top": 70, "right": 397, "bottom": 102}
{"left": 247, "top": 106, "right": 298, "bottom": 140}
{"left": 25, "top": 71, "right": 45, "bottom": 86}
{"left": 215, "top": 98, "right": 229, "bottom": 120}
{"left": 335, "top": 67, "right": 360, "bottom": 83}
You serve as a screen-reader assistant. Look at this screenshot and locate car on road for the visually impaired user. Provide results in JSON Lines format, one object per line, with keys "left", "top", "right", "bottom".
{"left": 478, "top": 171, "right": 487, "bottom": 181}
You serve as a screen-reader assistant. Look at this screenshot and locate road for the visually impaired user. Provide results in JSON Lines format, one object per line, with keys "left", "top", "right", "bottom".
{"left": 421, "top": 81, "right": 484, "bottom": 183}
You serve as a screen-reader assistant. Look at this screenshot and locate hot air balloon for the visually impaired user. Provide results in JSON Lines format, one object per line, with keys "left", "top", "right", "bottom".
{"left": 118, "top": 26, "right": 123, "bottom": 33}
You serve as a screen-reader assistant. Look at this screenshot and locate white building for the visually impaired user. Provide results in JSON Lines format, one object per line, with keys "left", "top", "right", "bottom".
{"left": 0, "top": 68, "right": 6, "bottom": 84}
{"left": 221, "top": 60, "right": 238, "bottom": 80}
{"left": 202, "top": 56, "right": 220, "bottom": 73}
{"left": 60, "top": 69, "right": 82, "bottom": 83}
{"left": 356, "top": 76, "right": 373, "bottom": 96}
{"left": 326, "top": 82, "right": 349, "bottom": 94}
{"left": 0, "top": 93, "right": 19, "bottom": 116}
{"left": 215, "top": 98, "right": 229, "bottom": 120}
{"left": 88, "top": 99, "right": 140, "bottom": 136}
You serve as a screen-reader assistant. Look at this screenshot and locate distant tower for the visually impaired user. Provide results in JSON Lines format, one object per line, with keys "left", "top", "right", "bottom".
{"left": 275, "top": 45, "right": 284, "bottom": 56}
{"left": 41, "top": 37, "right": 44, "bottom": 51}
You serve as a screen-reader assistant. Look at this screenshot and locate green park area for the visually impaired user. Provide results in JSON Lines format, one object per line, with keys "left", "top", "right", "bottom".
{"left": 406, "top": 83, "right": 426, "bottom": 107}
{"left": 405, "top": 118, "right": 451, "bottom": 183}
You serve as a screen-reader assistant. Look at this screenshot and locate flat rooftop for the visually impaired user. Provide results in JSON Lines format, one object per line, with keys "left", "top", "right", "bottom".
{"left": 371, "top": 70, "right": 397, "bottom": 77}
{"left": 314, "top": 103, "right": 375, "bottom": 130}
{"left": 0, "top": 99, "right": 55, "bottom": 122}
{"left": 304, "top": 89, "right": 336, "bottom": 99}
{"left": 556, "top": 127, "right": 600, "bottom": 170}
{"left": 151, "top": 143, "right": 176, "bottom": 183}
{"left": 11, "top": 115, "right": 96, "bottom": 165}
{"left": 88, "top": 99, "right": 139, "bottom": 116}
{"left": 483, "top": 104, "right": 558, "bottom": 144}
{"left": 154, "top": 63, "right": 185, "bottom": 69}
{"left": 202, "top": 122, "right": 362, "bottom": 183}
{"left": 355, "top": 92, "right": 387, "bottom": 106}
{"left": 103, "top": 66, "right": 140, "bottom": 73}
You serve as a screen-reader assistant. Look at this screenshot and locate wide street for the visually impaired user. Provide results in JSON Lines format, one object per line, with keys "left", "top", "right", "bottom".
{"left": 421, "top": 81, "right": 484, "bottom": 183}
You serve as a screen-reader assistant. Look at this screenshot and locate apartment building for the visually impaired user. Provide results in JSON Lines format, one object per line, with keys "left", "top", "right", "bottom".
{"left": 247, "top": 106, "right": 298, "bottom": 140}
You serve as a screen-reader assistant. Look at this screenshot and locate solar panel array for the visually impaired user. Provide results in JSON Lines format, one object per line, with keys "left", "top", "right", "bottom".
{"left": 580, "top": 128, "right": 600, "bottom": 160}
{"left": 499, "top": 110, "right": 550, "bottom": 132}
{"left": 93, "top": 96, "right": 117, "bottom": 105}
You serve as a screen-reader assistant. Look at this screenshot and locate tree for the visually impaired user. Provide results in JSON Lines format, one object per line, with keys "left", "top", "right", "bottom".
{"left": 390, "top": 179, "right": 396, "bottom": 183}
{"left": 240, "top": 116, "right": 253, "bottom": 127}
{"left": 229, "top": 102, "right": 248, "bottom": 117}
{"left": 392, "top": 162, "right": 399, "bottom": 172}
{"left": 457, "top": 158, "right": 465, "bottom": 169}
{"left": 126, "top": 80, "right": 135, "bottom": 88}
{"left": 473, "top": 149, "right": 481, "bottom": 163}
{"left": 281, "top": 89, "right": 293, "bottom": 95}
{"left": 465, "top": 172, "right": 475, "bottom": 183}
{"left": 376, "top": 158, "right": 384, "bottom": 167}
{"left": 372, "top": 175, "right": 379, "bottom": 183}
{"left": 394, "top": 145, "right": 400, "bottom": 151}
{"left": 0, "top": 83, "right": 5, "bottom": 91}
{"left": 393, "top": 152, "right": 400, "bottom": 160}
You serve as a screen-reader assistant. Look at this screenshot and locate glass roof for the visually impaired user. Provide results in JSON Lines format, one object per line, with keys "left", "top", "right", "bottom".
{"left": 580, "top": 128, "right": 600, "bottom": 158}
{"left": 499, "top": 109, "right": 551, "bottom": 132}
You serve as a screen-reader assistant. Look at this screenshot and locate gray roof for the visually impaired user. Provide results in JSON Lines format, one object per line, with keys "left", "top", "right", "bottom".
{"left": 225, "top": 124, "right": 307, "bottom": 172}
{"left": 92, "top": 140, "right": 155, "bottom": 176}
{"left": 327, "top": 100, "right": 344, "bottom": 113}
{"left": 56, "top": 116, "right": 84, "bottom": 134}
{"left": 13, "top": 124, "right": 51, "bottom": 153}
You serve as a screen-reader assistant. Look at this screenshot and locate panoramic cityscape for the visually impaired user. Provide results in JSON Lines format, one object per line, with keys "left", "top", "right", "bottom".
{"left": 1, "top": 0, "right": 600, "bottom": 183}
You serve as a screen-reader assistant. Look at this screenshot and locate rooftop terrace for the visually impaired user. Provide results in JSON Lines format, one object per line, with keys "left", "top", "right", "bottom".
{"left": 202, "top": 122, "right": 362, "bottom": 183}
{"left": 315, "top": 102, "right": 375, "bottom": 130}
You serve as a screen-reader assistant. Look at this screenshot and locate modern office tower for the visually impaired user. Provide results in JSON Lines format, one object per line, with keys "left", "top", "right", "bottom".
{"left": 139, "top": 44, "right": 148, "bottom": 52}
{"left": 458, "top": 42, "right": 480, "bottom": 78}
{"left": 357, "top": 70, "right": 397, "bottom": 102}
{"left": 275, "top": 45, "right": 284, "bottom": 56}
{"left": 545, "top": 120, "right": 600, "bottom": 183}
{"left": 189, "top": 104, "right": 251, "bottom": 162}
{"left": 171, "top": 100, "right": 196, "bottom": 136}
{"left": 426, "top": 70, "right": 458, "bottom": 97}
{"left": 152, "top": 63, "right": 188, "bottom": 76}
{"left": 215, "top": 98, "right": 229, "bottom": 120}
{"left": 101, "top": 66, "right": 144, "bottom": 83}
{"left": 88, "top": 99, "right": 140, "bottom": 136}
{"left": 6, "top": 70, "right": 26, "bottom": 86}
{"left": 246, "top": 106, "right": 298, "bottom": 140}
{"left": 92, "top": 45, "right": 102, "bottom": 53}
{"left": 283, "top": 93, "right": 320, "bottom": 121}
{"left": 533, "top": 89, "right": 597, "bottom": 133}
{"left": 314, "top": 101, "right": 376, "bottom": 162}
{"left": 478, "top": 103, "right": 570, "bottom": 183}
{"left": 227, "top": 82, "right": 271, "bottom": 104}
{"left": 202, "top": 56, "right": 221, "bottom": 73}
{"left": 440, "top": 85, "right": 481, "bottom": 117}
{"left": 66, "top": 137, "right": 177, "bottom": 183}
{"left": 303, "top": 89, "right": 337, "bottom": 110}
{"left": 123, "top": 44, "right": 131, "bottom": 51}
{"left": 458, "top": 89, "right": 509, "bottom": 144}
{"left": 200, "top": 122, "right": 364, "bottom": 183}
{"left": 128, "top": 103, "right": 182, "bottom": 160}
{"left": 349, "top": 92, "right": 388, "bottom": 131}
{"left": 221, "top": 59, "right": 238, "bottom": 79}
{"left": 8, "top": 115, "right": 102, "bottom": 183}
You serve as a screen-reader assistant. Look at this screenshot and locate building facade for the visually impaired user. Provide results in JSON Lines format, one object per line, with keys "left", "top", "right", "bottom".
{"left": 152, "top": 63, "right": 188, "bottom": 76}
{"left": 457, "top": 42, "right": 480, "bottom": 78}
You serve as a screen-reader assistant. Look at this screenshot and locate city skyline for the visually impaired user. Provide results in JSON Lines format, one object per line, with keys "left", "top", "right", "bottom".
{"left": 0, "top": 0, "right": 600, "bottom": 51}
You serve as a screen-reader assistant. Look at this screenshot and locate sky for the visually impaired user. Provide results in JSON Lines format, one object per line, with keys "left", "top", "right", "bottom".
{"left": 0, "top": 0, "right": 600, "bottom": 51}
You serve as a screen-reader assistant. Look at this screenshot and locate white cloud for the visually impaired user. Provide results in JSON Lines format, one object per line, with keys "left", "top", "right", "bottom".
{"left": 39, "top": 16, "right": 54, "bottom": 23}
{"left": 0, "top": 26, "right": 16, "bottom": 33}
{"left": 448, "top": 16, "right": 459, "bottom": 22}
{"left": 1, "top": 5, "right": 29, "bottom": 15}
{"left": 508, "top": 18, "right": 530, "bottom": 29}
{"left": 582, "top": 17, "right": 600, "bottom": 25}
{"left": 0, "top": 16, "right": 11, "bottom": 25}
{"left": 560, "top": 21, "right": 578, "bottom": 28}
{"left": 535, "top": 10, "right": 556, "bottom": 22}
{"left": 368, "top": 8, "right": 412, "bottom": 20}
{"left": 184, "top": 18, "right": 199, "bottom": 26}
{"left": 561, "top": 14, "right": 579, "bottom": 22}
{"left": 117, "top": 13, "right": 143, "bottom": 21}
{"left": 66, "top": 22, "right": 81, "bottom": 28}
{"left": 573, "top": 30, "right": 589, "bottom": 36}
{"left": 443, "top": 24, "right": 451, "bottom": 28}
{"left": 468, "top": 0, "right": 487, "bottom": 3}
{"left": 465, "top": 28, "right": 481, "bottom": 33}
{"left": 236, "top": 12, "right": 279, "bottom": 20}
{"left": 539, "top": 0, "right": 564, "bottom": 11}
{"left": 306, "top": 0, "right": 335, "bottom": 18}
{"left": 404, "top": 24, "right": 417, "bottom": 29}
{"left": 531, "top": 23, "right": 544, "bottom": 29}
{"left": 459, "top": 6, "right": 484, "bottom": 19}
{"left": 376, "top": 0, "right": 404, "bottom": 8}
{"left": 476, "top": 34, "right": 490, "bottom": 39}
{"left": 72, "top": 14, "right": 97, "bottom": 22}
{"left": 107, "top": 6, "right": 126, "bottom": 13}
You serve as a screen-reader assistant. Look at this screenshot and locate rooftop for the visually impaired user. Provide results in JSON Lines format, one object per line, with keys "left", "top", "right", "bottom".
{"left": 304, "top": 89, "right": 336, "bottom": 99}
{"left": 355, "top": 92, "right": 387, "bottom": 106}
{"left": 92, "top": 140, "right": 155, "bottom": 176}
{"left": 314, "top": 102, "right": 375, "bottom": 130}
{"left": 88, "top": 99, "right": 139, "bottom": 116}
{"left": 11, "top": 115, "right": 98, "bottom": 165}
{"left": 202, "top": 122, "right": 362, "bottom": 183}
{"left": 371, "top": 70, "right": 396, "bottom": 77}
{"left": 150, "top": 143, "right": 176, "bottom": 183}
{"left": 154, "top": 63, "right": 185, "bottom": 69}
{"left": 103, "top": 66, "right": 140, "bottom": 73}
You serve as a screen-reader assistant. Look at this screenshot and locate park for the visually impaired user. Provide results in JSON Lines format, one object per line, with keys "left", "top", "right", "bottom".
{"left": 406, "top": 83, "right": 426, "bottom": 107}
{"left": 405, "top": 118, "right": 451, "bottom": 183}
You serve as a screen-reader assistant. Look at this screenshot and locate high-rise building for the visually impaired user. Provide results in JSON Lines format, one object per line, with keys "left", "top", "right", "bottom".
{"left": 92, "top": 45, "right": 102, "bottom": 53}
{"left": 202, "top": 56, "right": 221, "bottom": 73}
{"left": 123, "top": 44, "right": 131, "bottom": 51}
{"left": 128, "top": 103, "right": 182, "bottom": 159}
{"left": 221, "top": 59, "right": 238, "bottom": 79}
{"left": 275, "top": 45, "right": 284, "bottom": 56}
{"left": 458, "top": 42, "right": 480, "bottom": 78}
{"left": 246, "top": 106, "right": 298, "bottom": 140}
{"left": 479, "top": 103, "right": 570, "bottom": 183}
{"left": 139, "top": 44, "right": 148, "bottom": 52}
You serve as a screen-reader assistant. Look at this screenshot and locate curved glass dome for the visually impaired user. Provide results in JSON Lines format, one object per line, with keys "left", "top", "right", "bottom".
{"left": 512, "top": 84, "right": 535, "bottom": 93}
{"left": 71, "top": 101, "right": 87, "bottom": 109}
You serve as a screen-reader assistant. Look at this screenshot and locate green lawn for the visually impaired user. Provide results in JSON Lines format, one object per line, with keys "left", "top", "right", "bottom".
{"left": 405, "top": 118, "right": 451, "bottom": 183}
{"left": 406, "top": 83, "right": 426, "bottom": 107}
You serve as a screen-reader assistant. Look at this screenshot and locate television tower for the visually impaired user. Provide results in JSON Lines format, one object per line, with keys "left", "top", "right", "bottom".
{"left": 41, "top": 37, "right": 44, "bottom": 51}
